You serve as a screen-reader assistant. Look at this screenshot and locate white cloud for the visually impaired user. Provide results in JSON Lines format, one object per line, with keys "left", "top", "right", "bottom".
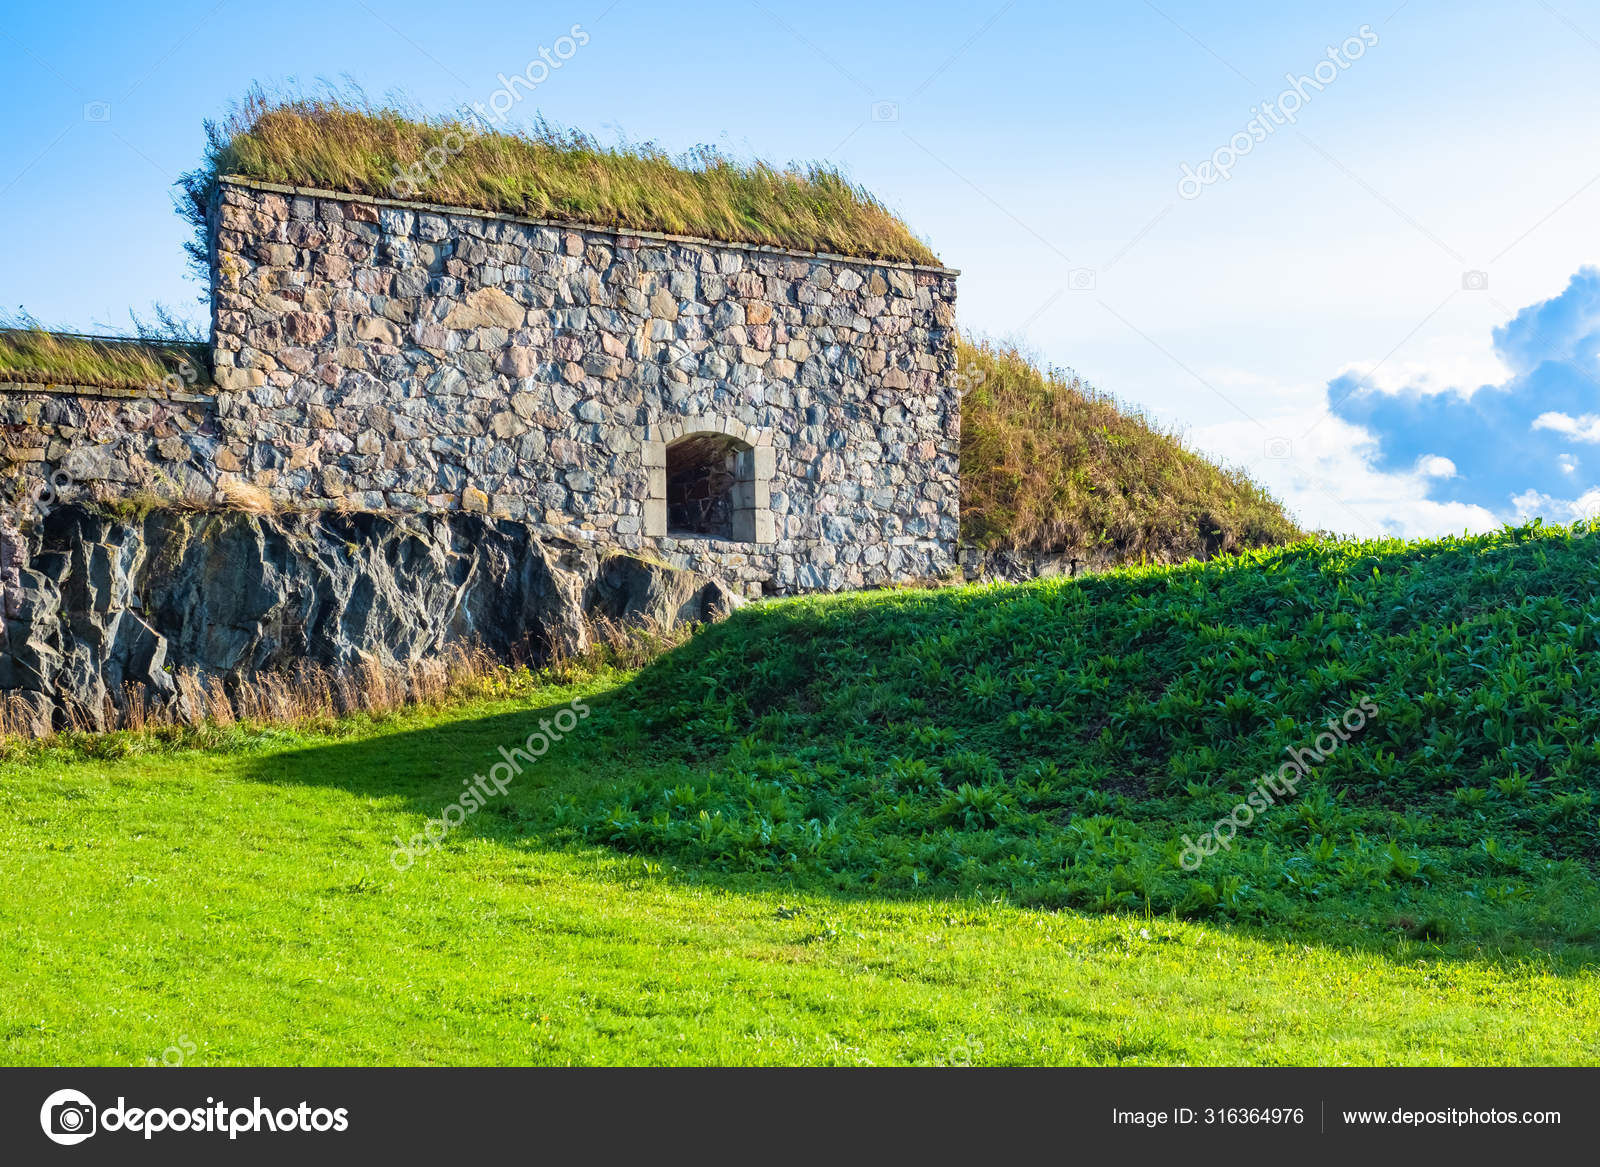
{"left": 1416, "top": 454, "right": 1457, "bottom": 478}
{"left": 1329, "top": 330, "right": 1512, "bottom": 400}
{"left": 1573, "top": 488, "right": 1600, "bottom": 521}
{"left": 1509, "top": 486, "right": 1600, "bottom": 522}
{"left": 1532, "top": 411, "right": 1600, "bottom": 442}
{"left": 1186, "top": 405, "right": 1500, "bottom": 541}
{"left": 1115, "top": 265, "right": 1600, "bottom": 541}
{"left": 1511, "top": 489, "right": 1555, "bottom": 518}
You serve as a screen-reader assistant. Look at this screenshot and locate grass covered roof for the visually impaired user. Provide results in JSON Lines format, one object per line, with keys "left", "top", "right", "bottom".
{"left": 186, "top": 93, "right": 940, "bottom": 266}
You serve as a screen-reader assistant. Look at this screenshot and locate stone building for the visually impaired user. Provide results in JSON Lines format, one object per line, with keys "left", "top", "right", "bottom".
{"left": 2, "top": 176, "right": 960, "bottom": 597}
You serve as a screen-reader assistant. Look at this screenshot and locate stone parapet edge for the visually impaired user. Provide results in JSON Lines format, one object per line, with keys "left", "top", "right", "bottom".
{"left": 220, "top": 176, "right": 960, "bottom": 277}
{"left": 0, "top": 381, "right": 216, "bottom": 405}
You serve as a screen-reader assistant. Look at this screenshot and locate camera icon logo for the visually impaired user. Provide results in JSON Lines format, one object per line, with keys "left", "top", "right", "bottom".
{"left": 1264, "top": 436, "right": 1293, "bottom": 460}
{"left": 870, "top": 101, "right": 899, "bottom": 122}
{"left": 83, "top": 101, "right": 112, "bottom": 122}
{"left": 950, "top": 360, "right": 988, "bottom": 398}
{"left": 1068, "top": 268, "right": 1097, "bottom": 291}
{"left": 1462, "top": 270, "right": 1489, "bottom": 291}
{"left": 40, "top": 1088, "right": 97, "bottom": 1145}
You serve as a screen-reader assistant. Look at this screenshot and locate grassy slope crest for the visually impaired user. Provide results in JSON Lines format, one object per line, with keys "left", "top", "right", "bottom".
{"left": 958, "top": 340, "right": 1301, "bottom": 560}
{"left": 561, "top": 521, "right": 1600, "bottom": 951}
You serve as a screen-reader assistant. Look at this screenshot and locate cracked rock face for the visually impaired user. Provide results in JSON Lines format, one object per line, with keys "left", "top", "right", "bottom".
{"left": 0, "top": 505, "right": 739, "bottom": 731}
{"left": 0, "top": 508, "right": 23, "bottom": 625}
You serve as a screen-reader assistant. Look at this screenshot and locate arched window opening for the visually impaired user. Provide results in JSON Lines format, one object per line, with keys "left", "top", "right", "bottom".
{"left": 642, "top": 420, "right": 775, "bottom": 544}
{"left": 665, "top": 433, "right": 747, "bottom": 538}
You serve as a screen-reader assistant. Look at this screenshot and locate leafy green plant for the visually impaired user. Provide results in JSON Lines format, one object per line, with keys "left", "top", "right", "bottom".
{"left": 556, "top": 520, "right": 1600, "bottom": 944}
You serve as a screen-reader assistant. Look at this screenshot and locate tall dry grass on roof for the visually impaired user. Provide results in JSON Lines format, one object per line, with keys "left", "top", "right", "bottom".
{"left": 181, "top": 90, "right": 939, "bottom": 266}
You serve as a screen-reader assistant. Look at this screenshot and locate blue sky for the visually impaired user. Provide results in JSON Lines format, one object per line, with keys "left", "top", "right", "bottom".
{"left": 1332, "top": 267, "right": 1600, "bottom": 526}
{"left": 4, "top": 0, "right": 1600, "bottom": 537}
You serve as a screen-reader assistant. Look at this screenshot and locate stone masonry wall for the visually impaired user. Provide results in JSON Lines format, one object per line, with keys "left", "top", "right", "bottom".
{"left": 207, "top": 177, "right": 962, "bottom": 594}
{"left": 1, "top": 382, "right": 220, "bottom": 504}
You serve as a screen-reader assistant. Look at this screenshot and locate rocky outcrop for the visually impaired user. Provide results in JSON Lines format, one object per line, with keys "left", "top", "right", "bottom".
{"left": 0, "top": 504, "right": 739, "bottom": 730}
{"left": 0, "top": 507, "right": 23, "bottom": 626}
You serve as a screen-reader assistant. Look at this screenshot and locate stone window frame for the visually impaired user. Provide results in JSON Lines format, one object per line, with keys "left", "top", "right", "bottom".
{"left": 643, "top": 417, "right": 774, "bottom": 544}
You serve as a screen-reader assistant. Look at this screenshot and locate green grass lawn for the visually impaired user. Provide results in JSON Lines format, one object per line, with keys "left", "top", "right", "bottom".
{"left": 5, "top": 523, "right": 1600, "bottom": 1065}
{"left": 1, "top": 679, "right": 1596, "bottom": 1066}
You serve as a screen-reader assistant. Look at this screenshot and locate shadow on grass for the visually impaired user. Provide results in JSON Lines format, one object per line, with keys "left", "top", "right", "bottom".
{"left": 232, "top": 675, "right": 1600, "bottom": 976}
{"left": 215, "top": 525, "right": 1600, "bottom": 974}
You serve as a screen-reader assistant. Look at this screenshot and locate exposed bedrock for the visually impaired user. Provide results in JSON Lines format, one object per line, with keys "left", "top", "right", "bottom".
{"left": 0, "top": 504, "right": 739, "bottom": 729}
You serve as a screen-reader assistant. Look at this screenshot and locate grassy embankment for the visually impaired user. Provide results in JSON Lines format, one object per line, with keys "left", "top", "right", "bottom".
{"left": 4, "top": 523, "right": 1598, "bottom": 1065}
{"left": 958, "top": 340, "right": 1300, "bottom": 561}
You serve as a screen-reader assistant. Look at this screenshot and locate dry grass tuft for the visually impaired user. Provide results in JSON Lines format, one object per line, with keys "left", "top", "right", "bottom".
{"left": 179, "top": 89, "right": 939, "bottom": 267}
{"left": 215, "top": 478, "right": 277, "bottom": 514}
{"left": 959, "top": 340, "right": 1302, "bottom": 561}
